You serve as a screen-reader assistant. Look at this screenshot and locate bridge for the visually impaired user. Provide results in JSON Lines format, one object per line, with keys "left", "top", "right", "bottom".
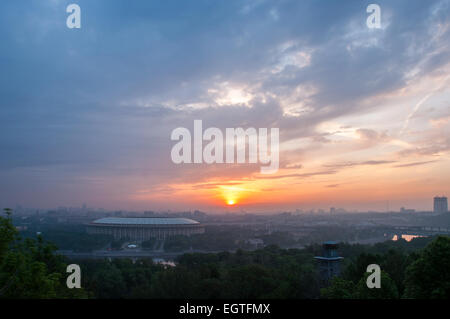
{"left": 391, "top": 226, "right": 450, "bottom": 236}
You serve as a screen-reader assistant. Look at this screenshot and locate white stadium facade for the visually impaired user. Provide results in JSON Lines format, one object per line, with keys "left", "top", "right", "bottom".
{"left": 86, "top": 217, "right": 205, "bottom": 241}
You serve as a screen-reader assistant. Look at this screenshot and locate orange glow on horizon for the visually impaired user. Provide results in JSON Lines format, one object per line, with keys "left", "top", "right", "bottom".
{"left": 227, "top": 199, "right": 236, "bottom": 205}
{"left": 128, "top": 156, "right": 450, "bottom": 212}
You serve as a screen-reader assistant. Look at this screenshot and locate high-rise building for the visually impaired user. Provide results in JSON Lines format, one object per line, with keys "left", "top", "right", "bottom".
{"left": 433, "top": 196, "right": 448, "bottom": 214}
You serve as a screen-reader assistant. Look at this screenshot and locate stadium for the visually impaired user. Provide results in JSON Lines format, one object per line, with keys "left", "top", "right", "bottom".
{"left": 86, "top": 217, "right": 205, "bottom": 241}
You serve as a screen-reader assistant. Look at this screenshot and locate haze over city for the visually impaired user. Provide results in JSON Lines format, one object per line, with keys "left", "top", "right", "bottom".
{"left": 2, "top": 0, "right": 450, "bottom": 306}
{"left": 1, "top": 0, "right": 449, "bottom": 212}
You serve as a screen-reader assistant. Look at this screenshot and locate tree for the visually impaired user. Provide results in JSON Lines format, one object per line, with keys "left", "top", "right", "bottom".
{"left": 380, "top": 249, "right": 408, "bottom": 295}
{"left": 342, "top": 252, "right": 381, "bottom": 283}
{"left": 403, "top": 236, "right": 450, "bottom": 299}
{"left": 223, "top": 264, "right": 278, "bottom": 298}
{"left": 321, "top": 277, "right": 355, "bottom": 299}
{"left": 354, "top": 271, "right": 399, "bottom": 299}
{"left": 0, "top": 209, "right": 87, "bottom": 298}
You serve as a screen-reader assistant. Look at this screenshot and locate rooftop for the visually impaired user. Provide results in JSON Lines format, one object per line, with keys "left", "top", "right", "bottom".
{"left": 91, "top": 217, "right": 200, "bottom": 225}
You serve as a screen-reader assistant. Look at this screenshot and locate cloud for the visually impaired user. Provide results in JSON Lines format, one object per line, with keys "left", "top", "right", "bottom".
{"left": 393, "top": 160, "right": 438, "bottom": 168}
{"left": 283, "top": 163, "right": 303, "bottom": 169}
{"left": 323, "top": 160, "right": 396, "bottom": 169}
{"left": 254, "top": 170, "right": 338, "bottom": 180}
{"left": 0, "top": 0, "right": 449, "bottom": 209}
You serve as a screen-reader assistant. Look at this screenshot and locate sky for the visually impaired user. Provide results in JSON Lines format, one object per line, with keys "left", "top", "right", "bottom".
{"left": 0, "top": 0, "right": 449, "bottom": 213}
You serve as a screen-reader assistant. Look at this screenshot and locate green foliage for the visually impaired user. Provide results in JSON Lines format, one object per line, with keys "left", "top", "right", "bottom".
{"left": 164, "top": 235, "right": 192, "bottom": 252}
{"left": 342, "top": 252, "right": 381, "bottom": 283}
{"left": 380, "top": 249, "right": 409, "bottom": 295}
{"left": 322, "top": 269, "right": 399, "bottom": 299}
{"left": 259, "top": 232, "right": 296, "bottom": 247}
{"left": 77, "top": 246, "right": 319, "bottom": 299}
{"left": 223, "top": 264, "right": 277, "bottom": 298}
{"left": 354, "top": 271, "right": 399, "bottom": 299}
{"left": 0, "top": 210, "right": 87, "bottom": 299}
{"left": 0, "top": 208, "right": 17, "bottom": 262}
{"left": 321, "top": 236, "right": 449, "bottom": 299}
{"left": 403, "top": 236, "right": 450, "bottom": 299}
{"left": 77, "top": 236, "right": 450, "bottom": 299}
{"left": 3, "top": 209, "right": 450, "bottom": 299}
{"left": 321, "top": 277, "right": 355, "bottom": 299}
{"left": 164, "top": 227, "right": 244, "bottom": 252}
{"left": 20, "top": 225, "right": 113, "bottom": 252}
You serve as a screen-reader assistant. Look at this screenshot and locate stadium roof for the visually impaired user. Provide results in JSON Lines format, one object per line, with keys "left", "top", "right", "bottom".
{"left": 91, "top": 217, "right": 200, "bottom": 225}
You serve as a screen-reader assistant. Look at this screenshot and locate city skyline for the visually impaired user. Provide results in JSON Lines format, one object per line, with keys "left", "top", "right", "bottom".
{"left": 8, "top": 195, "right": 448, "bottom": 215}
{"left": 1, "top": 0, "right": 450, "bottom": 212}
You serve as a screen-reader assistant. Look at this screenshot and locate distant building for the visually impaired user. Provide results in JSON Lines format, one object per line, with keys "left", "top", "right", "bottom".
{"left": 433, "top": 196, "right": 448, "bottom": 214}
{"left": 400, "top": 207, "right": 415, "bottom": 213}
{"left": 246, "top": 238, "right": 264, "bottom": 249}
{"left": 314, "top": 241, "right": 344, "bottom": 286}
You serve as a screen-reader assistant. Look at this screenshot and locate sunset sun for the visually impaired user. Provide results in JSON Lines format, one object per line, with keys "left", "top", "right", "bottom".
{"left": 227, "top": 199, "right": 236, "bottom": 206}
